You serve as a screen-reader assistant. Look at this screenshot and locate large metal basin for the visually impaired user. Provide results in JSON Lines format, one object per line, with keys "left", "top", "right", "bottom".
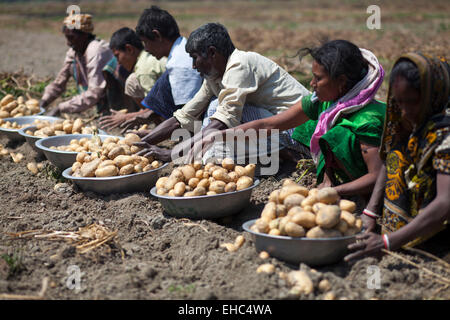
{"left": 62, "top": 163, "right": 168, "bottom": 195}
{"left": 0, "top": 115, "right": 61, "bottom": 141}
{"left": 150, "top": 179, "right": 260, "bottom": 219}
{"left": 35, "top": 133, "right": 116, "bottom": 170}
{"left": 243, "top": 219, "right": 359, "bottom": 266}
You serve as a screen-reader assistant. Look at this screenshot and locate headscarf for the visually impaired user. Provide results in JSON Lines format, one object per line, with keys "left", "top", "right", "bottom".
{"left": 380, "top": 53, "right": 450, "bottom": 161}
{"left": 309, "top": 48, "right": 385, "bottom": 164}
{"left": 63, "top": 13, "right": 94, "bottom": 34}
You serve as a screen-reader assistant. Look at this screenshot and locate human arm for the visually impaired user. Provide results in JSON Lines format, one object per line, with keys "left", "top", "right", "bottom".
{"left": 98, "top": 108, "right": 151, "bottom": 130}
{"left": 345, "top": 173, "right": 450, "bottom": 261}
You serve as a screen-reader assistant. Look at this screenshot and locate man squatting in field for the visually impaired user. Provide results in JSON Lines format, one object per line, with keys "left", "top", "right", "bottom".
{"left": 135, "top": 22, "right": 311, "bottom": 163}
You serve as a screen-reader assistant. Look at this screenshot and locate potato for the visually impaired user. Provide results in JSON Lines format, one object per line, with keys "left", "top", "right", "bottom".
{"left": 268, "top": 228, "right": 281, "bottom": 236}
{"left": 340, "top": 210, "right": 356, "bottom": 227}
{"left": 113, "top": 155, "right": 134, "bottom": 168}
{"left": 191, "top": 161, "right": 202, "bottom": 171}
{"left": 285, "top": 222, "right": 305, "bottom": 237}
{"left": 301, "top": 195, "right": 318, "bottom": 208}
{"left": 306, "top": 226, "right": 342, "bottom": 239}
{"left": 1, "top": 94, "right": 14, "bottom": 106}
{"left": 168, "top": 190, "right": 176, "bottom": 197}
{"left": 234, "top": 235, "right": 245, "bottom": 248}
{"left": 256, "top": 264, "right": 275, "bottom": 274}
{"left": 317, "top": 187, "right": 340, "bottom": 204}
{"left": 170, "top": 168, "right": 185, "bottom": 182}
{"left": 139, "top": 156, "right": 149, "bottom": 167}
{"left": 206, "top": 191, "right": 217, "bottom": 196}
{"left": 286, "top": 271, "right": 314, "bottom": 295}
{"left": 254, "top": 219, "right": 270, "bottom": 234}
{"left": 268, "top": 218, "right": 280, "bottom": 230}
{"left": 76, "top": 152, "right": 88, "bottom": 163}
{"left": 276, "top": 204, "right": 287, "bottom": 217}
{"left": 180, "top": 165, "right": 196, "bottom": 181}
{"left": 303, "top": 205, "right": 313, "bottom": 212}
{"left": 220, "top": 242, "right": 238, "bottom": 252}
{"left": 282, "top": 179, "right": 297, "bottom": 187}
{"left": 261, "top": 202, "right": 277, "bottom": 221}
{"left": 204, "top": 162, "right": 215, "bottom": 172}
{"left": 157, "top": 188, "right": 168, "bottom": 196}
{"left": 123, "top": 133, "right": 141, "bottom": 146}
{"left": 0, "top": 110, "right": 10, "bottom": 118}
{"left": 209, "top": 180, "right": 226, "bottom": 194}
{"left": 165, "top": 177, "right": 180, "bottom": 190}
{"left": 308, "top": 188, "right": 319, "bottom": 197}
{"left": 268, "top": 189, "right": 281, "bottom": 204}
{"left": 212, "top": 169, "right": 231, "bottom": 183}
{"left": 236, "top": 176, "right": 253, "bottom": 191}
{"left": 245, "top": 163, "right": 256, "bottom": 179}
{"left": 108, "top": 146, "right": 126, "bottom": 159}
{"left": 119, "top": 164, "right": 135, "bottom": 175}
{"left": 188, "top": 177, "right": 200, "bottom": 188}
{"left": 173, "top": 182, "right": 186, "bottom": 197}
{"left": 221, "top": 158, "right": 235, "bottom": 171}
{"left": 95, "top": 165, "right": 119, "bottom": 177}
{"left": 63, "top": 122, "right": 73, "bottom": 134}
{"left": 234, "top": 165, "right": 247, "bottom": 177}
{"left": 151, "top": 160, "right": 162, "bottom": 169}
{"left": 195, "top": 169, "right": 204, "bottom": 179}
{"left": 27, "top": 162, "right": 38, "bottom": 175}
{"left": 156, "top": 177, "right": 168, "bottom": 190}
{"left": 193, "top": 186, "right": 206, "bottom": 196}
{"left": 355, "top": 218, "right": 362, "bottom": 231}
{"left": 202, "top": 171, "right": 210, "bottom": 179}
{"left": 197, "top": 178, "right": 210, "bottom": 189}
{"left": 318, "top": 279, "right": 332, "bottom": 293}
{"left": 312, "top": 202, "right": 327, "bottom": 214}
{"left": 134, "top": 163, "right": 143, "bottom": 173}
{"left": 80, "top": 158, "right": 102, "bottom": 177}
{"left": 278, "top": 216, "right": 291, "bottom": 235}
{"left": 71, "top": 161, "right": 82, "bottom": 173}
{"left": 72, "top": 118, "right": 83, "bottom": 133}
{"left": 316, "top": 205, "right": 341, "bottom": 229}
{"left": 278, "top": 185, "right": 309, "bottom": 203}
{"left": 284, "top": 193, "right": 306, "bottom": 211}
{"left": 339, "top": 199, "right": 356, "bottom": 213}
{"left": 335, "top": 220, "right": 348, "bottom": 234}
{"left": 290, "top": 209, "right": 316, "bottom": 229}
{"left": 225, "top": 182, "right": 237, "bottom": 193}
{"left": 227, "top": 171, "right": 239, "bottom": 183}
{"left": 142, "top": 164, "right": 152, "bottom": 172}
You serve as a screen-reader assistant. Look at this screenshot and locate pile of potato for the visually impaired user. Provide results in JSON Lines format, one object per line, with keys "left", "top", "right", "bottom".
{"left": 250, "top": 179, "right": 362, "bottom": 238}
{"left": 155, "top": 158, "right": 255, "bottom": 197}
{"left": 51, "top": 135, "right": 112, "bottom": 153}
{"left": 0, "top": 94, "right": 40, "bottom": 118}
{"left": 70, "top": 133, "right": 162, "bottom": 177}
{"left": 25, "top": 118, "right": 98, "bottom": 137}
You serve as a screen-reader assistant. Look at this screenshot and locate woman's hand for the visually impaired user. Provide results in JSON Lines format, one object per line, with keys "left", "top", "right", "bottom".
{"left": 135, "top": 142, "right": 172, "bottom": 162}
{"left": 361, "top": 213, "right": 377, "bottom": 233}
{"left": 46, "top": 106, "right": 61, "bottom": 117}
{"left": 344, "top": 232, "right": 385, "bottom": 262}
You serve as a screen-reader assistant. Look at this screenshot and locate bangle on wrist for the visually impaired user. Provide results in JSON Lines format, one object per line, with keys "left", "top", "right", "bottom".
{"left": 363, "top": 208, "right": 378, "bottom": 219}
{"left": 382, "top": 234, "right": 391, "bottom": 250}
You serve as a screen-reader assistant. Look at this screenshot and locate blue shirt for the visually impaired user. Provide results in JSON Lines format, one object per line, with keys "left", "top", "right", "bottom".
{"left": 166, "top": 36, "right": 202, "bottom": 106}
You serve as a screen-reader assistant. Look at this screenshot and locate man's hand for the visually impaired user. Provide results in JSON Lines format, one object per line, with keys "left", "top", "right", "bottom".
{"left": 135, "top": 142, "right": 172, "bottom": 162}
{"left": 344, "top": 232, "right": 385, "bottom": 262}
{"left": 99, "top": 109, "right": 132, "bottom": 130}
{"left": 39, "top": 100, "right": 49, "bottom": 110}
{"left": 119, "top": 110, "right": 154, "bottom": 133}
{"left": 185, "top": 132, "right": 217, "bottom": 163}
{"left": 46, "top": 106, "right": 60, "bottom": 117}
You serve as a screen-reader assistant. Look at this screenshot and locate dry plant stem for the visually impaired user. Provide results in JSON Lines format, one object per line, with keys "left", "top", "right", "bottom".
{"left": 382, "top": 249, "right": 450, "bottom": 286}
{"left": 404, "top": 247, "right": 450, "bottom": 269}
{"left": 0, "top": 277, "right": 48, "bottom": 300}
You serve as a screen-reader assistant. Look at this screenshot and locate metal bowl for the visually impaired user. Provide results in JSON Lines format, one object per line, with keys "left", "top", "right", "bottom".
{"left": 150, "top": 179, "right": 260, "bottom": 219}
{"left": 20, "top": 127, "right": 107, "bottom": 157}
{"left": 0, "top": 115, "right": 61, "bottom": 141}
{"left": 62, "top": 163, "right": 169, "bottom": 195}
{"left": 35, "top": 133, "right": 115, "bottom": 170}
{"left": 242, "top": 219, "right": 359, "bottom": 266}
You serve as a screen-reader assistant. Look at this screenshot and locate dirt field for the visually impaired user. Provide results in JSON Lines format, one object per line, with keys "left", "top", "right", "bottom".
{"left": 0, "top": 0, "right": 449, "bottom": 301}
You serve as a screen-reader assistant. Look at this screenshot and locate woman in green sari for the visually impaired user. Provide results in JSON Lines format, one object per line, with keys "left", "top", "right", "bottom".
{"left": 345, "top": 53, "right": 450, "bottom": 261}
{"left": 194, "top": 40, "right": 386, "bottom": 198}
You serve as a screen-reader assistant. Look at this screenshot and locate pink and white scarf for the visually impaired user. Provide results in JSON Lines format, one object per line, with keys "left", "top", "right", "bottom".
{"left": 309, "top": 48, "right": 385, "bottom": 164}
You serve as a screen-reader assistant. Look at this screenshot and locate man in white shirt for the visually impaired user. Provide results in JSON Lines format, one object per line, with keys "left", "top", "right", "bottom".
{"left": 136, "top": 23, "right": 310, "bottom": 162}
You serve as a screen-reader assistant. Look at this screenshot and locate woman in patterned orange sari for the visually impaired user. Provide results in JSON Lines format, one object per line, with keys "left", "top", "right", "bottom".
{"left": 345, "top": 53, "right": 450, "bottom": 261}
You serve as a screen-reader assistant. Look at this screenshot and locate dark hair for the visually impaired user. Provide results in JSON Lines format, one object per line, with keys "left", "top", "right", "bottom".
{"left": 110, "top": 27, "right": 144, "bottom": 51}
{"left": 186, "top": 23, "right": 235, "bottom": 59}
{"left": 298, "top": 40, "right": 368, "bottom": 92}
{"left": 389, "top": 59, "right": 421, "bottom": 91}
{"left": 62, "top": 25, "right": 95, "bottom": 40}
{"left": 135, "top": 6, "right": 180, "bottom": 41}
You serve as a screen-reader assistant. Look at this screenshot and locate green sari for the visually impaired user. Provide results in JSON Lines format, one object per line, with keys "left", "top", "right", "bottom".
{"left": 292, "top": 94, "right": 386, "bottom": 184}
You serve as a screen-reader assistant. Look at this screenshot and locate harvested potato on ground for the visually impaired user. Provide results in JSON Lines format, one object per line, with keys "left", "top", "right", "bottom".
{"left": 286, "top": 271, "right": 314, "bottom": 295}
{"left": 27, "top": 162, "right": 38, "bottom": 174}
{"left": 259, "top": 251, "right": 270, "bottom": 259}
{"left": 256, "top": 264, "right": 275, "bottom": 274}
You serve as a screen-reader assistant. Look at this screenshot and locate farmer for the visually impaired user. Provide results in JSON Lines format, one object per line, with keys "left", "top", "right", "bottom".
{"left": 193, "top": 40, "right": 386, "bottom": 198}
{"left": 99, "top": 6, "right": 202, "bottom": 132}
{"left": 345, "top": 53, "right": 450, "bottom": 261}
{"left": 40, "top": 13, "right": 114, "bottom": 116}
{"left": 99, "top": 27, "right": 167, "bottom": 128}
{"left": 135, "top": 22, "right": 310, "bottom": 162}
